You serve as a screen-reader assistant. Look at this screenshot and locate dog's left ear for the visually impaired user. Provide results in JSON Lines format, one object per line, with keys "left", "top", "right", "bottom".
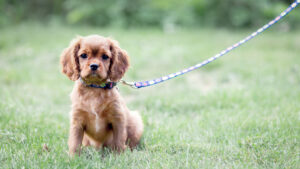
{"left": 108, "top": 39, "right": 130, "bottom": 82}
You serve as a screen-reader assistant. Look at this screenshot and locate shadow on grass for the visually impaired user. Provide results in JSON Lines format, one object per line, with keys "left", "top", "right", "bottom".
{"left": 79, "top": 137, "right": 147, "bottom": 160}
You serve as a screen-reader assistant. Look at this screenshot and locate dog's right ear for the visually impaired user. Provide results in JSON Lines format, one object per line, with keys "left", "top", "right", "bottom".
{"left": 60, "top": 37, "right": 82, "bottom": 81}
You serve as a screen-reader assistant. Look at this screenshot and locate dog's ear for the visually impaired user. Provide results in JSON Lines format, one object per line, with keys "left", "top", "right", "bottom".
{"left": 60, "top": 37, "right": 82, "bottom": 81}
{"left": 108, "top": 39, "right": 130, "bottom": 82}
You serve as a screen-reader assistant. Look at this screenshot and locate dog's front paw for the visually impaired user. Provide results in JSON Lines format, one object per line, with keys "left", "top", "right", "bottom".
{"left": 113, "top": 143, "right": 127, "bottom": 153}
{"left": 68, "top": 146, "right": 81, "bottom": 157}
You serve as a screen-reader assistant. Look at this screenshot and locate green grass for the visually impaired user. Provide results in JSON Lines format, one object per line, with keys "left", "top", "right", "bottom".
{"left": 0, "top": 23, "right": 299, "bottom": 168}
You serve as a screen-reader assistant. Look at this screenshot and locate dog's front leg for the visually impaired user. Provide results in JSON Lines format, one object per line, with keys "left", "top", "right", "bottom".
{"left": 68, "top": 118, "right": 84, "bottom": 156}
{"left": 111, "top": 113, "right": 127, "bottom": 152}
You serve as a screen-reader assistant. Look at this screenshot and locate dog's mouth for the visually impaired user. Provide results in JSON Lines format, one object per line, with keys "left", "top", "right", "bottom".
{"left": 82, "top": 72, "right": 107, "bottom": 83}
{"left": 81, "top": 76, "right": 106, "bottom": 85}
{"left": 80, "top": 68, "right": 109, "bottom": 83}
{"left": 82, "top": 71, "right": 100, "bottom": 78}
{"left": 91, "top": 72, "right": 98, "bottom": 77}
{"left": 87, "top": 74, "right": 102, "bottom": 80}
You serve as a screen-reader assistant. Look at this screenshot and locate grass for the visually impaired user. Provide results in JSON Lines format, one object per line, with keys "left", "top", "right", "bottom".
{"left": 0, "top": 23, "right": 299, "bottom": 168}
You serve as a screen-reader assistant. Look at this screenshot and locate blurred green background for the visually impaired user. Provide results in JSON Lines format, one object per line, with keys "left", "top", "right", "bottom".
{"left": 1, "top": 0, "right": 300, "bottom": 168}
{"left": 1, "top": 0, "right": 300, "bottom": 29}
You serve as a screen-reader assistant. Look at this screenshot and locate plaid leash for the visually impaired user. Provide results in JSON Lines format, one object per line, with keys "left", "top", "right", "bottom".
{"left": 121, "top": 0, "right": 300, "bottom": 89}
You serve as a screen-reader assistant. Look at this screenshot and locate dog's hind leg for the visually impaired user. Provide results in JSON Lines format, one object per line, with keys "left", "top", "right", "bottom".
{"left": 126, "top": 111, "right": 144, "bottom": 149}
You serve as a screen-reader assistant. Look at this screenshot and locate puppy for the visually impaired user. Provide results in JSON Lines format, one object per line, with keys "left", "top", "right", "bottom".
{"left": 60, "top": 35, "right": 143, "bottom": 156}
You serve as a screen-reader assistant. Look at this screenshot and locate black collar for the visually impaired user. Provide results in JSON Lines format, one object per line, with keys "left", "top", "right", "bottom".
{"left": 79, "top": 77, "right": 117, "bottom": 89}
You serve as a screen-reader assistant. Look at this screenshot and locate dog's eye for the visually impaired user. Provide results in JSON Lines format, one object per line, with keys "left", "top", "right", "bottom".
{"left": 102, "top": 54, "right": 109, "bottom": 60}
{"left": 80, "top": 53, "right": 87, "bottom": 59}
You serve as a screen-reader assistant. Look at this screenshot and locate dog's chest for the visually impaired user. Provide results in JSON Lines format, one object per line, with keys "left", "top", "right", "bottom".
{"left": 71, "top": 85, "right": 117, "bottom": 139}
{"left": 73, "top": 91, "right": 110, "bottom": 135}
{"left": 84, "top": 100, "right": 110, "bottom": 134}
{"left": 82, "top": 108, "right": 111, "bottom": 142}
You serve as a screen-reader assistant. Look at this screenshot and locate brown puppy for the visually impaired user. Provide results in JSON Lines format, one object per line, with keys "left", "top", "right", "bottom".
{"left": 60, "top": 35, "right": 143, "bottom": 156}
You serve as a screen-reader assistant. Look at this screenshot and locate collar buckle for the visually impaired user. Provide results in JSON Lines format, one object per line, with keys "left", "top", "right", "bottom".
{"left": 120, "top": 80, "right": 138, "bottom": 89}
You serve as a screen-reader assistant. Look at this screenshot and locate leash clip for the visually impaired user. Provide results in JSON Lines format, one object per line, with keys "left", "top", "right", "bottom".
{"left": 120, "top": 80, "right": 138, "bottom": 89}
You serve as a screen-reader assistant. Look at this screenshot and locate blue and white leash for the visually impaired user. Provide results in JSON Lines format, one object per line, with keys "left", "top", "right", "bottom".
{"left": 121, "top": 0, "right": 300, "bottom": 89}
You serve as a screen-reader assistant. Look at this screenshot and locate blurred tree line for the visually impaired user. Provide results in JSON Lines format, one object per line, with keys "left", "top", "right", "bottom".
{"left": 1, "top": 0, "right": 299, "bottom": 29}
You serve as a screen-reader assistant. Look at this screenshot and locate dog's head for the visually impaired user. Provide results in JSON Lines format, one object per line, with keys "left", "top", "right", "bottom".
{"left": 60, "top": 35, "right": 129, "bottom": 83}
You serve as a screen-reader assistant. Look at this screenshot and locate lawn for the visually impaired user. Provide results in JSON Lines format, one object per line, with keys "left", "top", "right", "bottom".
{"left": 0, "top": 23, "right": 299, "bottom": 168}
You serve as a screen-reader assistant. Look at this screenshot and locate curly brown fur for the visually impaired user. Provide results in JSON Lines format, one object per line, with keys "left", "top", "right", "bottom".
{"left": 60, "top": 35, "right": 143, "bottom": 156}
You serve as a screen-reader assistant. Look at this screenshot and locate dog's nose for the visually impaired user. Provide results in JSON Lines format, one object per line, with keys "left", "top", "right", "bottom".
{"left": 90, "top": 64, "right": 99, "bottom": 71}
